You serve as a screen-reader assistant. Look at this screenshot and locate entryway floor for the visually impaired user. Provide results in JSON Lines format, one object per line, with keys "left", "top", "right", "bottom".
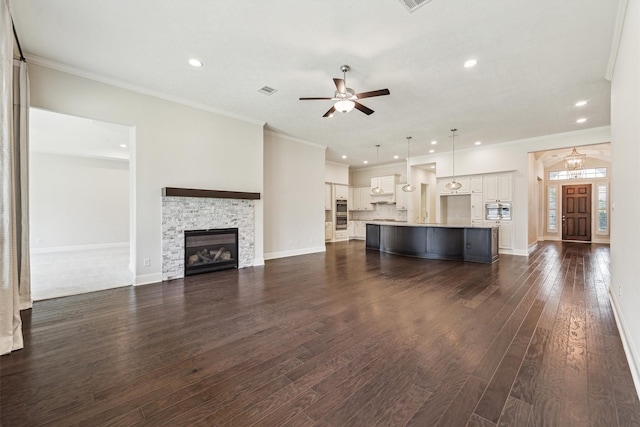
{"left": 30, "top": 246, "right": 132, "bottom": 300}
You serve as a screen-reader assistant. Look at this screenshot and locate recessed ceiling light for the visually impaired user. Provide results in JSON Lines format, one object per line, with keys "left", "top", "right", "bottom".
{"left": 430, "top": 165, "right": 435, "bottom": 169}
{"left": 431, "top": 140, "right": 437, "bottom": 145}
{"left": 464, "top": 59, "right": 478, "bottom": 68}
{"left": 363, "top": 160, "right": 368, "bottom": 164}
{"left": 576, "top": 118, "right": 587, "bottom": 124}
{"left": 429, "top": 149, "right": 435, "bottom": 153}
{"left": 341, "top": 155, "right": 347, "bottom": 159}
{"left": 575, "top": 100, "right": 588, "bottom": 107}
{"left": 188, "top": 58, "right": 203, "bottom": 67}
{"left": 120, "top": 144, "right": 127, "bottom": 148}
{"left": 394, "top": 155, "right": 399, "bottom": 159}
{"left": 475, "top": 141, "right": 482, "bottom": 146}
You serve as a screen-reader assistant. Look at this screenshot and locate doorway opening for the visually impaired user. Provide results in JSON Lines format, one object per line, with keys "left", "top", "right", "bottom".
{"left": 29, "top": 108, "right": 134, "bottom": 300}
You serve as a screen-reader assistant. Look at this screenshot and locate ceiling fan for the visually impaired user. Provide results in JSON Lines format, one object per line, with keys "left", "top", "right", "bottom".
{"left": 299, "top": 65, "right": 390, "bottom": 117}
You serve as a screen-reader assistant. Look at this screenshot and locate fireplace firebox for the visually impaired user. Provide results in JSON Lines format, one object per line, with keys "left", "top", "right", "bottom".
{"left": 184, "top": 228, "right": 239, "bottom": 276}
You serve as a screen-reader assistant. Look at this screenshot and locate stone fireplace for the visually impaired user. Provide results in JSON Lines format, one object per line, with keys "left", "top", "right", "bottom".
{"left": 161, "top": 187, "right": 260, "bottom": 281}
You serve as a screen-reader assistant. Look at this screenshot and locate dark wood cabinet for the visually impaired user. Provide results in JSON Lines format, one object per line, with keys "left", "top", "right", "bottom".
{"left": 464, "top": 227, "right": 499, "bottom": 263}
{"left": 366, "top": 223, "right": 498, "bottom": 264}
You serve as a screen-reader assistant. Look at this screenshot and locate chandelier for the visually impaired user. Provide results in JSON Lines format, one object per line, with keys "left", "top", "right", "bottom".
{"left": 564, "top": 147, "right": 585, "bottom": 178}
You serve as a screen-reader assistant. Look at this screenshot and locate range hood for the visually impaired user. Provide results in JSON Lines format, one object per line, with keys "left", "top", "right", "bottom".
{"left": 370, "top": 193, "right": 395, "bottom": 204}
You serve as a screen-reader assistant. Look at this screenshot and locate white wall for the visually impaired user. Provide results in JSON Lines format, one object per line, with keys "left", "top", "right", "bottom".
{"left": 29, "top": 152, "right": 129, "bottom": 249}
{"left": 28, "top": 63, "right": 265, "bottom": 285}
{"left": 610, "top": 0, "right": 640, "bottom": 396}
{"left": 263, "top": 131, "right": 326, "bottom": 259}
{"left": 325, "top": 161, "right": 349, "bottom": 185}
{"left": 411, "top": 126, "right": 612, "bottom": 255}
{"left": 349, "top": 162, "right": 406, "bottom": 187}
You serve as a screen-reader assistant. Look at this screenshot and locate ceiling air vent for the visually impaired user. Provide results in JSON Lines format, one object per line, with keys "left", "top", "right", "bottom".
{"left": 398, "top": 0, "right": 434, "bottom": 13}
{"left": 258, "top": 86, "right": 278, "bottom": 96}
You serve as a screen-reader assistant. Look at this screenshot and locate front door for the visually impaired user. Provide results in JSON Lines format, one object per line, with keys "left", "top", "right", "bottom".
{"left": 562, "top": 184, "right": 591, "bottom": 241}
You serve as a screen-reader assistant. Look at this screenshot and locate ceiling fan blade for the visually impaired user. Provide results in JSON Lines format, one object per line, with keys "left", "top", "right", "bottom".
{"left": 354, "top": 102, "right": 374, "bottom": 115}
{"left": 323, "top": 106, "right": 336, "bottom": 118}
{"left": 355, "top": 89, "right": 390, "bottom": 99}
{"left": 299, "top": 97, "right": 333, "bottom": 100}
{"left": 333, "top": 78, "right": 346, "bottom": 94}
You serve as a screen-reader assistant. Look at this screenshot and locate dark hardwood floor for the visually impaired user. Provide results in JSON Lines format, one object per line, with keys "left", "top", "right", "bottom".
{"left": 2, "top": 241, "right": 639, "bottom": 426}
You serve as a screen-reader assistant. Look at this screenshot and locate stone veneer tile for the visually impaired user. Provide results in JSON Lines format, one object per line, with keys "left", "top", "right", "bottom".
{"left": 162, "top": 197, "right": 255, "bottom": 281}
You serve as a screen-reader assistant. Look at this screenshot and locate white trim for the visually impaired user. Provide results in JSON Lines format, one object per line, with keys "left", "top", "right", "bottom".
{"left": 265, "top": 130, "right": 326, "bottom": 150}
{"left": 253, "top": 258, "right": 265, "bottom": 267}
{"left": 606, "top": 0, "right": 630, "bottom": 81}
{"left": 136, "top": 273, "right": 163, "bottom": 286}
{"left": 609, "top": 290, "right": 640, "bottom": 401}
{"left": 503, "top": 248, "right": 529, "bottom": 257}
{"left": 25, "top": 54, "right": 266, "bottom": 127}
{"left": 264, "top": 246, "right": 326, "bottom": 260}
{"left": 31, "top": 242, "right": 128, "bottom": 254}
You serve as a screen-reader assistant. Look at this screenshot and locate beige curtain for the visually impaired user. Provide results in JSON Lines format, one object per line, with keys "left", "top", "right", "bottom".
{"left": 1, "top": 0, "right": 31, "bottom": 355}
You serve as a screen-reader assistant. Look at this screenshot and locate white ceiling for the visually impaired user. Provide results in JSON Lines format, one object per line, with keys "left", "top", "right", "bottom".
{"left": 9, "top": 0, "right": 618, "bottom": 167}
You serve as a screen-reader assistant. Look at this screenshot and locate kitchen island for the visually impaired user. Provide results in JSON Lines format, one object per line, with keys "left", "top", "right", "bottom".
{"left": 365, "top": 222, "right": 499, "bottom": 264}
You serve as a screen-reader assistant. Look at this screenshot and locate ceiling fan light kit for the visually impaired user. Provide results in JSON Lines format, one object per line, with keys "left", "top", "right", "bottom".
{"left": 300, "top": 65, "right": 390, "bottom": 117}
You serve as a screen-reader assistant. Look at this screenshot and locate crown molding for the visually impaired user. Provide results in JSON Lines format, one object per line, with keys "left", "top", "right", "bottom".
{"left": 264, "top": 129, "right": 326, "bottom": 149}
{"left": 25, "top": 54, "right": 266, "bottom": 127}
{"left": 605, "top": 0, "right": 629, "bottom": 81}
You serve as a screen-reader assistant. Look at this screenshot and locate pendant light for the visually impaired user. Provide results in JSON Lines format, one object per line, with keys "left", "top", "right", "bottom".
{"left": 445, "top": 129, "right": 462, "bottom": 191}
{"left": 402, "top": 136, "right": 416, "bottom": 192}
{"left": 371, "top": 145, "right": 384, "bottom": 194}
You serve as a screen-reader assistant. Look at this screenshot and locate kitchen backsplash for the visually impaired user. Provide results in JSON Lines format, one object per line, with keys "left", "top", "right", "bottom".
{"left": 351, "top": 204, "right": 408, "bottom": 222}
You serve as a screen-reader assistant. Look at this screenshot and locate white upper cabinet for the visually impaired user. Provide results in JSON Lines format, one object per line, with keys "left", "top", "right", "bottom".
{"left": 359, "top": 187, "right": 373, "bottom": 210}
{"left": 498, "top": 174, "right": 513, "bottom": 201}
{"left": 350, "top": 187, "right": 373, "bottom": 211}
{"left": 335, "top": 184, "right": 348, "bottom": 200}
{"left": 370, "top": 175, "right": 398, "bottom": 195}
{"left": 470, "top": 176, "right": 483, "bottom": 193}
{"left": 483, "top": 173, "right": 512, "bottom": 202}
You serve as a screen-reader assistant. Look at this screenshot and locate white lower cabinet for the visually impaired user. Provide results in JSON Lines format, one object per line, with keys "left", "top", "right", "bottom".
{"left": 498, "top": 221, "right": 513, "bottom": 249}
{"left": 334, "top": 230, "right": 348, "bottom": 240}
{"left": 484, "top": 220, "right": 513, "bottom": 250}
{"left": 325, "top": 222, "right": 333, "bottom": 240}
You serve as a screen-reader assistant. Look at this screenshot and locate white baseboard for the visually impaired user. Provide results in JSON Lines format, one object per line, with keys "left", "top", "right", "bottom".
{"left": 264, "top": 246, "right": 326, "bottom": 261}
{"left": 499, "top": 248, "right": 529, "bottom": 257}
{"left": 31, "top": 242, "right": 128, "bottom": 254}
{"left": 135, "top": 273, "right": 162, "bottom": 286}
{"left": 253, "top": 258, "right": 265, "bottom": 266}
{"left": 609, "top": 290, "right": 640, "bottom": 400}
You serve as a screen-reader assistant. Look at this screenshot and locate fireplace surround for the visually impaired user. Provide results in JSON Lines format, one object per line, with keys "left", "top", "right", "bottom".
{"left": 161, "top": 187, "right": 260, "bottom": 281}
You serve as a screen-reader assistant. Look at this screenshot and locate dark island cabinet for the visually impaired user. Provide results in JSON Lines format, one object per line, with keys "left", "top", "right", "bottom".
{"left": 464, "top": 227, "right": 499, "bottom": 263}
{"left": 366, "top": 223, "right": 498, "bottom": 264}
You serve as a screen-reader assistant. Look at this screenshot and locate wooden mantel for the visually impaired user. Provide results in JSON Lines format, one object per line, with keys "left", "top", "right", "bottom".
{"left": 161, "top": 187, "right": 261, "bottom": 200}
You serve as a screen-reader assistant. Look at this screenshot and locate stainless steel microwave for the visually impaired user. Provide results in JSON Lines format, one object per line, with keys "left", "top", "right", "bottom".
{"left": 485, "top": 203, "right": 511, "bottom": 220}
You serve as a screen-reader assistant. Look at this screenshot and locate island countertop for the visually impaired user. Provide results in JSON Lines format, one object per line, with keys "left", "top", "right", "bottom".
{"left": 364, "top": 221, "right": 496, "bottom": 229}
{"left": 365, "top": 222, "right": 499, "bottom": 263}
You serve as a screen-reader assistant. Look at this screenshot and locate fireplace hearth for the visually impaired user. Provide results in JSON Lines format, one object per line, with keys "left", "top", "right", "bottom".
{"left": 184, "top": 228, "right": 238, "bottom": 276}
